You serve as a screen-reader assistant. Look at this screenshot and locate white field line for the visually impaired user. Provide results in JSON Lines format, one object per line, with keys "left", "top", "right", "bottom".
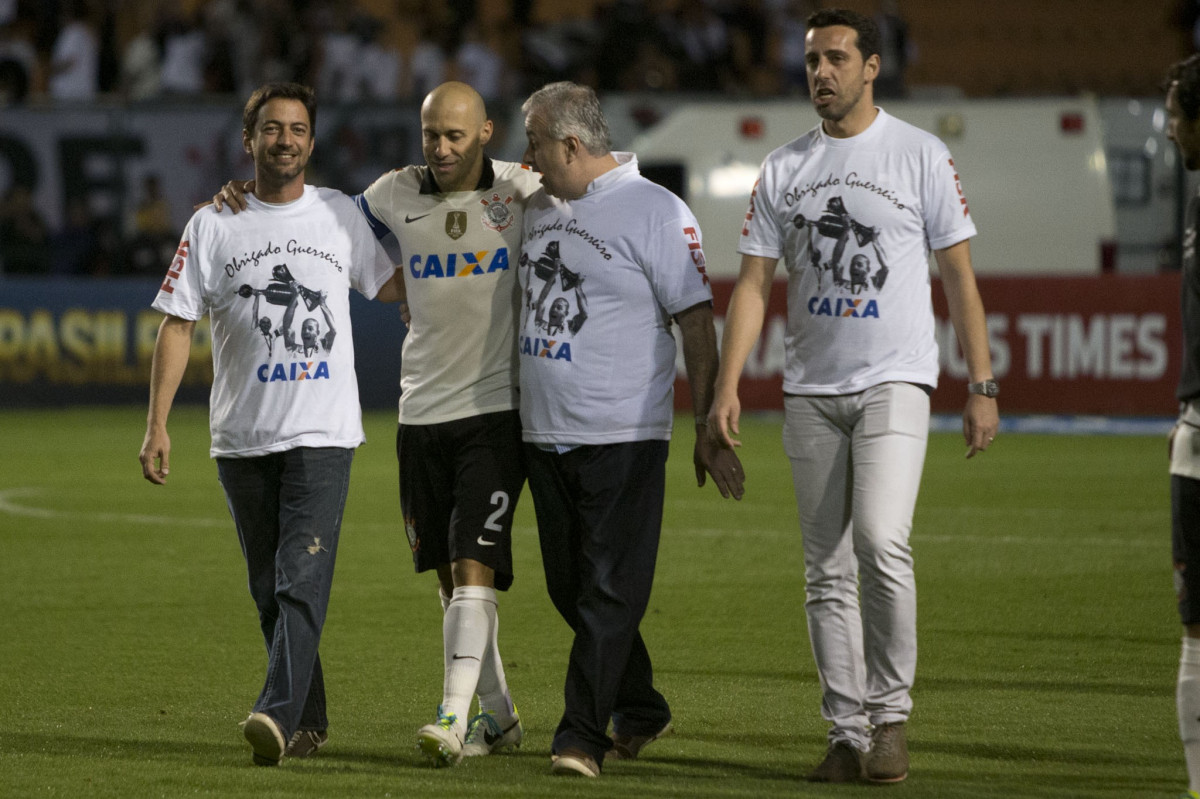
{"left": 0, "top": 487, "right": 1160, "bottom": 548}
{"left": 0, "top": 486, "right": 229, "bottom": 529}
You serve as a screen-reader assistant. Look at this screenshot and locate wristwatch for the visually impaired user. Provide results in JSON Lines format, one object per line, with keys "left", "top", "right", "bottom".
{"left": 968, "top": 379, "right": 1000, "bottom": 398}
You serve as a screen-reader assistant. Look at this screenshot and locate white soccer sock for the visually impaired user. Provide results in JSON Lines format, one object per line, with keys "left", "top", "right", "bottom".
{"left": 473, "top": 590, "right": 516, "bottom": 720}
{"left": 1179, "top": 636, "right": 1200, "bottom": 793}
{"left": 442, "top": 586, "right": 494, "bottom": 729}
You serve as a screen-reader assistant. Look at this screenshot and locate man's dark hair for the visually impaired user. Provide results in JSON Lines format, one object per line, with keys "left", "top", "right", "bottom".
{"left": 242, "top": 83, "right": 317, "bottom": 135}
{"left": 1168, "top": 54, "right": 1200, "bottom": 122}
{"left": 807, "top": 8, "right": 881, "bottom": 61}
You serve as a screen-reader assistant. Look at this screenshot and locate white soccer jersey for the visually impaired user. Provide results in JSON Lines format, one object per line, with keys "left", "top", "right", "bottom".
{"left": 519, "top": 153, "right": 713, "bottom": 445}
{"left": 152, "top": 186, "right": 396, "bottom": 458}
{"left": 358, "top": 158, "right": 541, "bottom": 425}
{"left": 739, "top": 108, "right": 977, "bottom": 394}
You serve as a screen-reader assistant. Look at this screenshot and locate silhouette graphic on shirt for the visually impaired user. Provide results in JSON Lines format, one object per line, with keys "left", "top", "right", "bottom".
{"left": 236, "top": 263, "right": 337, "bottom": 355}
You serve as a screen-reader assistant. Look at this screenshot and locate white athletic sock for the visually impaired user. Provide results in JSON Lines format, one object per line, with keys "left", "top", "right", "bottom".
{"left": 442, "top": 586, "right": 494, "bottom": 729}
{"left": 1179, "top": 636, "right": 1200, "bottom": 793}
{"left": 473, "top": 590, "right": 516, "bottom": 720}
{"left": 439, "top": 586, "right": 451, "bottom": 613}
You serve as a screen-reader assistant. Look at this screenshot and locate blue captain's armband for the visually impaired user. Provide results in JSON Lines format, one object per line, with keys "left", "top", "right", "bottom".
{"left": 353, "top": 194, "right": 392, "bottom": 241}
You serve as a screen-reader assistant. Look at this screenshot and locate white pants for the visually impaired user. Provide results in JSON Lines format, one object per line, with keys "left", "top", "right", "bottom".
{"left": 783, "top": 382, "right": 929, "bottom": 749}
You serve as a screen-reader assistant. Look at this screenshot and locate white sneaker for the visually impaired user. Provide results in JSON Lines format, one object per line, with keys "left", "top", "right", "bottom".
{"left": 550, "top": 747, "right": 600, "bottom": 777}
{"left": 416, "top": 705, "right": 463, "bottom": 768}
{"left": 242, "top": 712, "right": 286, "bottom": 766}
{"left": 461, "top": 709, "right": 523, "bottom": 757}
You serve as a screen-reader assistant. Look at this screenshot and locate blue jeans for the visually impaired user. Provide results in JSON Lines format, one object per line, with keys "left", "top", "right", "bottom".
{"left": 216, "top": 446, "right": 354, "bottom": 739}
{"left": 525, "top": 440, "right": 672, "bottom": 767}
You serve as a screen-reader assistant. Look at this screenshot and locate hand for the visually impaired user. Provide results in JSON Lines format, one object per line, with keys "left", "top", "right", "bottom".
{"left": 694, "top": 429, "right": 744, "bottom": 500}
{"left": 139, "top": 427, "right": 171, "bottom": 485}
{"left": 963, "top": 394, "right": 999, "bottom": 459}
{"left": 706, "top": 391, "right": 742, "bottom": 449}
{"left": 399, "top": 301, "right": 411, "bottom": 326}
{"left": 199, "top": 179, "right": 254, "bottom": 213}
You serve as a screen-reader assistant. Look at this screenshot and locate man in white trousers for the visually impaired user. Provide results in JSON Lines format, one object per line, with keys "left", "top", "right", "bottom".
{"left": 708, "top": 7, "right": 998, "bottom": 785}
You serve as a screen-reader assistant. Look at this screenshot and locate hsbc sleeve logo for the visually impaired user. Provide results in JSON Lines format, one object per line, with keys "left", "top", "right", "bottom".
{"left": 160, "top": 240, "right": 189, "bottom": 294}
{"left": 949, "top": 158, "right": 970, "bottom": 218}
{"left": 683, "top": 226, "right": 709, "bottom": 285}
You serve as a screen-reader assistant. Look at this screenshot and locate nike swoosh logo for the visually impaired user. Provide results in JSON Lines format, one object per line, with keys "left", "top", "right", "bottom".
{"left": 405, "top": 213, "right": 430, "bottom": 223}
{"left": 452, "top": 654, "right": 480, "bottom": 661}
{"left": 477, "top": 536, "right": 497, "bottom": 546}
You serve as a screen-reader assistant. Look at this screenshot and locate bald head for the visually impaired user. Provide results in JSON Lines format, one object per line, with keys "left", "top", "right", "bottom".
{"left": 423, "top": 81, "right": 488, "bottom": 127}
{"left": 420, "top": 82, "right": 494, "bottom": 193}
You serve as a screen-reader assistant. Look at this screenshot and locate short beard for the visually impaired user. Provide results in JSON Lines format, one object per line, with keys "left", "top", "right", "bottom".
{"left": 256, "top": 160, "right": 307, "bottom": 193}
{"left": 812, "top": 83, "right": 865, "bottom": 124}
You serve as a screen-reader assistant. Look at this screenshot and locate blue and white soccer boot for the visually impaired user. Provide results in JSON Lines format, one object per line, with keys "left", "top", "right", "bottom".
{"left": 416, "top": 705, "right": 463, "bottom": 767}
{"left": 461, "top": 708, "right": 524, "bottom": 757}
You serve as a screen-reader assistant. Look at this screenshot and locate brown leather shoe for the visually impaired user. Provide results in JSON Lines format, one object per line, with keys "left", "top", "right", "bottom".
{"left": 607, "top": 721, "right": 672, "bottom": 760}
{"left": 805, "top": 741, "right": 864, "bottom": 783}
{"left": 285, "top": 729, "right": 328, "bottom": 759}
{"left": 866, "top": 722, "right": 909, "bottom": 783}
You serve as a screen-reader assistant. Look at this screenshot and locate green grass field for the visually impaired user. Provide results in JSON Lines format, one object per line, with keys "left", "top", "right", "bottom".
{"left": 0, "top": 407, "right": 1181, "bottom": 798}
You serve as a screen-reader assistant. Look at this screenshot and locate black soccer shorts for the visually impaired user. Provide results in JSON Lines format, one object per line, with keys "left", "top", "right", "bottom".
{"left": 1174, "top": 474, "right": 1200, "bottom": 624}
{"left": 397, "top": 409, "right": 525, "bottom": 591}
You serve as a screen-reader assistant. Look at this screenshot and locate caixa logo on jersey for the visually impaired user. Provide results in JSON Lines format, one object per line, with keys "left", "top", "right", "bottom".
{"left": 808, "top": 296, "right": 881, "bottom": 318}
{"left": 519, "top": 335, "right": 572, "bottom": 361}
{"left": 257, "top": 361, "right": 331, "bottom": 382}
{"left": 408, "top": 247, "right": 511, "bottom": 279}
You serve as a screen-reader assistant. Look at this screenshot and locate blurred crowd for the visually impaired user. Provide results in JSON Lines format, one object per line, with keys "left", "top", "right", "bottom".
{"left": 0, "top": 0, "right": 914, "bottom": 107}
{"left": 0, "top": 0, "right": 916, "bottom": 277}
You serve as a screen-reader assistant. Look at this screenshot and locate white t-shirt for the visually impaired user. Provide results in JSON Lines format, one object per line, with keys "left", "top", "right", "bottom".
{"left": 739, "top": 108, "right": 976, "bottom": 394}
{"left": 358, "top": 159, "right": 541, "bottom": 425}
{"left": 519, "top": 153, "right": 713, "bottom": 445}
{"left": 152, "top": 186, "right": 396, "bottom": 458}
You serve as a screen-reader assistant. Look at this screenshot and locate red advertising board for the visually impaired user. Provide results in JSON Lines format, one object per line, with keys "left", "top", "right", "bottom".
{"left": 681, "top": 274, "right": 1182, "bottom": 416}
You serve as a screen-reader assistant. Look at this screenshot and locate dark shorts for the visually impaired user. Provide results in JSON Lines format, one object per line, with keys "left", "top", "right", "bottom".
{"left": 1174, "top": 474, "right": 1200, "bottom": 624}
{"left": 397, "top": 410, "right": 524, "bottom": 591}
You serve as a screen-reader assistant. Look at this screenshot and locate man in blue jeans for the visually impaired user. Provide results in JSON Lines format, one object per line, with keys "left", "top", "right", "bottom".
{"left": 138, "top": 82, "right": 402, "bottom": 766}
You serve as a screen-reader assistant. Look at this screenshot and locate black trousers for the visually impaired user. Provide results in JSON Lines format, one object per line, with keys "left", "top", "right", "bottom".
{"left": 1174, "top": 473, "right": 1200, "bottom": 624}
{"left": 525, "top": 439, "right": 673, "bottom": 766}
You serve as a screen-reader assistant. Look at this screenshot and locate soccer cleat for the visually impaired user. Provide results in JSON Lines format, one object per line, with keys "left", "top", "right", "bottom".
{"left": 550, "top": 747, "right": 600, "bottom": 777}
{"left": 242, "top": 712, "right": 286, "bottom": 767}
{"left": 416, "top": 705, "right": 463, "bottom": 767}
{"left": 1180, "top": 792, "right": 1200, "bottom": 799}
{"left": 806, "top": 740, "right": 864, "bottom": 783}
{"left": 866, "top": 722, "right": 909, "bottom": 783}
{"left": 461, "top": 709, "right": 524, "bottom": 757}
{"left": 607, "top": 720, "right": 672, "bottom": 761}
{"left": 285, "top": 729, "right": 328, "bottom": 759}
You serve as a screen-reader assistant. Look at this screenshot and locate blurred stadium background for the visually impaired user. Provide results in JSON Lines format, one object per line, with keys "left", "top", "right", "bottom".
{"left": 0, "top": 0, "right": 1195, "bottom": 417}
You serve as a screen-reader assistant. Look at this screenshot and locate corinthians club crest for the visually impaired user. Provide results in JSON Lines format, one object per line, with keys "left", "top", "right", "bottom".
{"left": 480, "top": 193, "right": 516, "bottom": 233}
